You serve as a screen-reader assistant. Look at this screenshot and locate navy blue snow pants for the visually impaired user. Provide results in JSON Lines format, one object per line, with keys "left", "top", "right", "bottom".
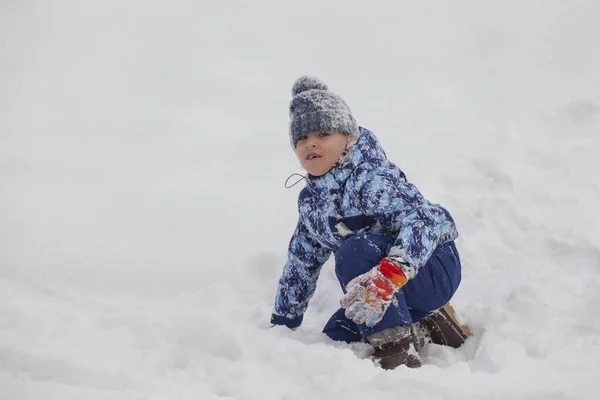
{"left": 323, "top": 233, "right": 461, "bottom": 343}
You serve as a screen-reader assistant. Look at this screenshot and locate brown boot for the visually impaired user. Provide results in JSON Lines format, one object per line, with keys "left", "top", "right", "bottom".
{"left": 414, "top": 303, "right": 471, "bottom": 349}
{"left": 367, "top": 326, "right": 422, "bottom": 370}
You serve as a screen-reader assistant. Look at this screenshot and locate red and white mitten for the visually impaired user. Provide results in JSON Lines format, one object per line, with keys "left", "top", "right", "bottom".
{"left": 340, "top": 258, "right": 409, "bottom": 327}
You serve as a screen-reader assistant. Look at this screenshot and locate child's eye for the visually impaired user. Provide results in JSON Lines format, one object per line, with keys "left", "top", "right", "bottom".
{"left": 318, "top": 132, "right": 330, "bottom": 137}
{"left": 298, "top": 135, "right": 308, "bottom": 141}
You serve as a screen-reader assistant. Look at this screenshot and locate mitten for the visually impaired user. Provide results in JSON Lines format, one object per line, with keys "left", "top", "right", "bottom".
{"left": 340, "top": 258, "right": 408, "bottom": 327}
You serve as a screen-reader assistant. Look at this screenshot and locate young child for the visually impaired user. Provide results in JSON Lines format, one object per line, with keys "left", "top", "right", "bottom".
{"left": 271, "top": 76, "right": 469, "bottom": 369}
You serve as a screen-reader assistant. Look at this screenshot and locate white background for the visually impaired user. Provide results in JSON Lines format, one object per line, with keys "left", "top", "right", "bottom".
{"left": 1, "top": 1, "right": 599, "bottom": 399}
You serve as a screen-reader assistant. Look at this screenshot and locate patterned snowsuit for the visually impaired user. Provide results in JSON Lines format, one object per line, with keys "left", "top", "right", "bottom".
{"left": 271, "top": 127, "right": 461, "bottom": 341}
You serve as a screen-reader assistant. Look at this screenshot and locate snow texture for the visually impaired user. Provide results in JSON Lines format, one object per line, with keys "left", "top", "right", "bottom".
{"left": 1, "top": 0, "right": 600, "bottom": 399}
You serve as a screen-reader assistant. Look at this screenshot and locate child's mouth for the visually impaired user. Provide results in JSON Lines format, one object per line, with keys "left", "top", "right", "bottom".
{"left": 306, "top": 153, "right": 321, "bottom": 160}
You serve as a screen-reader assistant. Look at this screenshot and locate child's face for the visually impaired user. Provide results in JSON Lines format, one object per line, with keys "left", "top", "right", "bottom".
{"left": 295, "top": 131, "right": 350, "bottom": 177}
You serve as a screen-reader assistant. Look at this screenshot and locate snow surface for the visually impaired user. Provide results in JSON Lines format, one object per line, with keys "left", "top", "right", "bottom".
{"left": 1, "top": 1, "right": 600, "bottom": 399}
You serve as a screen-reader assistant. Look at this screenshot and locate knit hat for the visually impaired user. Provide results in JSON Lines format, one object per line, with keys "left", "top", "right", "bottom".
{"left": 289, "top": 76, "right": 359, "bottom": 149}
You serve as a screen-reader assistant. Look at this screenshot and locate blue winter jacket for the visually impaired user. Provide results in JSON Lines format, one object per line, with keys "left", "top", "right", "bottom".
{"left": 271, "top": 127, "right": 458, "bottom": 328}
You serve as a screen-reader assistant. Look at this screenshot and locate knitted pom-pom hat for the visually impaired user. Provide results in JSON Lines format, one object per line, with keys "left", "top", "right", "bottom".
{"left": 289, "top": 76, "right": 359, "bottom": 149}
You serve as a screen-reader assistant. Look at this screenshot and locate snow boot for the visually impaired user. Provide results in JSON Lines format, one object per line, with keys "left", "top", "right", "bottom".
{"left": 413, "top": 303, "right": 471, "bottom": 350}
{"left": 367, "top": 326, "right": 422, "bottom": 370}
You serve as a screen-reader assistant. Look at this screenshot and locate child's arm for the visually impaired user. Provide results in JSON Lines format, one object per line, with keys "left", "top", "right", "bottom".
{"left": 351, "top": 161, "right": 458, "bottom": 279}
{"left": 271, "top": 218, "right": 332, "bottom": 329}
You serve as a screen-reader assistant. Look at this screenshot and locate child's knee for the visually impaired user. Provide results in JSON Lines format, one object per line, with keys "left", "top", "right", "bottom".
{"left": 334, "top": 234, "right": 393, "bottom": 286}
{"left": 335, "top": 233, "right": 390, "bottom": 264}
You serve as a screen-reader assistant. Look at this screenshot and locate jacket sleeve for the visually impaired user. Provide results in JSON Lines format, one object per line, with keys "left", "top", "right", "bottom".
{"left": 350, "top": 162, "right": 456, "bottom": 278}
{"left": 271, "top": 218, "right": 332, "bottom": 328}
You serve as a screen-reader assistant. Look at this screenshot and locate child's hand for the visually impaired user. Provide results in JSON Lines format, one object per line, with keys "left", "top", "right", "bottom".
{"left": 340, "top": 258, "right": 408, "bottom": 327}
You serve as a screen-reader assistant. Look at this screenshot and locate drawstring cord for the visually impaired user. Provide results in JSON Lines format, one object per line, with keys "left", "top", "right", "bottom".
{"left": 284, "top": 173, "right": 307, "bottom": 189}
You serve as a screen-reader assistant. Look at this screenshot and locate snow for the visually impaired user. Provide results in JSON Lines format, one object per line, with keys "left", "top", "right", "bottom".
{"left": 1, "top": 0, "right": 599, "bottom": 399}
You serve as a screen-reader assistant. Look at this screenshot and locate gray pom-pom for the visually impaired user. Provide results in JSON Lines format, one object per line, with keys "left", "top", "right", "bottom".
{"left": 292, "top": 76, "right": 328, "bottom": 96}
